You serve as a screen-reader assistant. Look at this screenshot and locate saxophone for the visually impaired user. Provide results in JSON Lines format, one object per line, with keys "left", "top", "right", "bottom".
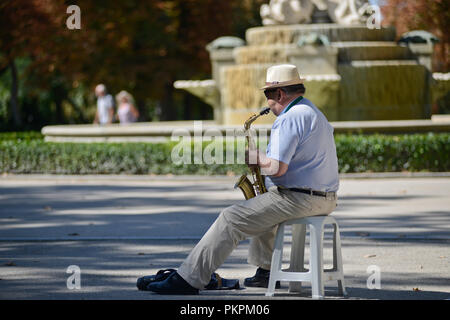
{"left": 234, "top": 107, "right": 271, "bottom": 200}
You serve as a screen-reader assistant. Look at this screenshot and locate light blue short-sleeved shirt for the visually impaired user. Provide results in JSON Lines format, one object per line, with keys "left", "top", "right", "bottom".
{"left": 265, "top": 97, "right": 339, "bottom": 192}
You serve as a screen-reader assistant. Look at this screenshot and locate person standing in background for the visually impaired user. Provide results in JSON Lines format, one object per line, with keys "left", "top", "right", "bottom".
{"left": 93, "top": 84, "right": 114, "bottom": 125}
{"left": 116, "top": 90, "right": 139, "bottom": 124}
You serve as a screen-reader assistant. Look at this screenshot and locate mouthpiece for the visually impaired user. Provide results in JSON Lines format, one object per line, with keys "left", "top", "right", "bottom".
{"left": 259, "top": 107, "right": 270, "bottom": 116}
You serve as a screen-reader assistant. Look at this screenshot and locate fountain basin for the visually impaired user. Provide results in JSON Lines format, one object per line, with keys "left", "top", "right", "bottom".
{"left": 246, "top": 24, "right": 396, "bottom": 45}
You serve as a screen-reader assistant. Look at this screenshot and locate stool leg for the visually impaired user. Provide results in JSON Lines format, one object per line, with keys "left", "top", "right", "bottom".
{"left": 266, "top": 224, "right": 285, "bottom": 297}
{"left": 288, "top": 224, "right": 306, "bottom": 293}
{"left": 333, "top": 223, "right": 347, "bottom": 297}
{"left": 309, "top": 222, "right": 324, "bottom": 299}
{"left": 333, "top": 224, "right": 338, "bottom": 271}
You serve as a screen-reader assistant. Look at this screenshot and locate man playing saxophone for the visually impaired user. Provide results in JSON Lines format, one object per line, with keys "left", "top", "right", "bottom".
{"left": 147, "top": 64, "right": 339, "bottom": 294}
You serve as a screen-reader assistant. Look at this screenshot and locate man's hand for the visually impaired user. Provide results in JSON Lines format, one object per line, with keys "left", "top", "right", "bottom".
{"left": 245, "top": 149, "right": 288, "bottom": 177}
{"left": 260, "top": 155, "right": 279, "bottom": 176}
{"left": 261, "top": 159, "right": 288, "bottom": 177}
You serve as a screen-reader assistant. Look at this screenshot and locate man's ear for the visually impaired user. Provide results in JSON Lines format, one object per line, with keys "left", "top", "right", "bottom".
{"left": 277, "top": 89, "right": 282, "bottom": 101}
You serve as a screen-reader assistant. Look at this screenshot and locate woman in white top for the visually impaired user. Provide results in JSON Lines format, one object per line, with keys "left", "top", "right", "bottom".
{"left": 115, "top": 90, "right": 139, "bottom": 124}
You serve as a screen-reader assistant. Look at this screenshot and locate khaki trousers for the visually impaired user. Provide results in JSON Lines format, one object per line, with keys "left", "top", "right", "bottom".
{"left": 177, "top": 186, "right": 337, "bottom": 289}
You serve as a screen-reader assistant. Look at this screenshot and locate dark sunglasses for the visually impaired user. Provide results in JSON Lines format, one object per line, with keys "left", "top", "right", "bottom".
{"left": 263, "top": 88, "right": 278, "bottom": 99}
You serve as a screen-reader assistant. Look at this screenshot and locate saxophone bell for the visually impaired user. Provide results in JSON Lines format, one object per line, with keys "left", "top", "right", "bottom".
{"left": 234, "top": 107, "right": 270, "bottom": 200}
{"left": 234, "top": 175, "right": 256, "bottom": 200}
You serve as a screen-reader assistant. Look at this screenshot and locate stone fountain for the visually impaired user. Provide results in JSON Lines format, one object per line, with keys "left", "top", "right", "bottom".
{"left": 175, "top": 0, "right": 449, "bottom": 125}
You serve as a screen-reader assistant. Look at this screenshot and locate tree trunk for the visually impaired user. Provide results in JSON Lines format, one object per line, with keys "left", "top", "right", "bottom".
{"left": 54, "top": 97, "right": 64, "bottom": 124}
{"left": 160, "top": 81, "right": 176, "bottom": 121}
{"left": 9, "top": 60, "right": 22, "bottom": 127}
{"left": 183, "top": 92, "right": 192, "bottom": 120}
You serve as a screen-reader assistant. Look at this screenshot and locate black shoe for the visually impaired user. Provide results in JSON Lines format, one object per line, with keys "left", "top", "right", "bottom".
{"left": 136, "top": 269, "right": 176, "bottom": 291}
{"left": 244, "top": 267, "right": 280, "bottom": 288}
{"left": 147, "top": 272, "right": 199, "bottom": 295}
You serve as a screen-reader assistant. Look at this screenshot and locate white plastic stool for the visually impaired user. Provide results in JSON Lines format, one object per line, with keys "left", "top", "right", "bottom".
{"left": 265, "top": 215, "right": 346, "bottom": 299}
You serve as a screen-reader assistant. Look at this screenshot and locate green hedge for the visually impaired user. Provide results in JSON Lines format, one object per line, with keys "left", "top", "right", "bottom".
{"left": 0, "top": 131, "right": 44, "bottom": 141}
{"left": 335, "top": 134, "right": 449, "bottom": 173}
{"left": 0, "top": 133, "right": 449, "bottom": 174}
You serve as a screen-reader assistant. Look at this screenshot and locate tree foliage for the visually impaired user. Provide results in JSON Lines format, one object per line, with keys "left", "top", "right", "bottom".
{"left": 0, "top": 0, "right": 266, "bottom": 130}
{"left": 381, "top": 0, "right": 449, "bottom": 72}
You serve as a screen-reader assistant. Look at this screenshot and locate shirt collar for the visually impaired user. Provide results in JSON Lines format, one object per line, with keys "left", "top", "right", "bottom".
{"left": 280, "top": 96, "right": 303, "bottom": 115}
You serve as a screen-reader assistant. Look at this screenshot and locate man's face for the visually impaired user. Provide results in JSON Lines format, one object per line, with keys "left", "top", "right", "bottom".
{"left": 95, "top": 89, "right": 105, "bottom": 97}
{"left": 264, "top": 88, "right": 282, "bottom": 116}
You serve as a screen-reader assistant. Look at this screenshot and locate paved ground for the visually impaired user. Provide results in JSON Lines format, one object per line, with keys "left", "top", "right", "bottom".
{"left": 0, "top": 174, "right": 449, "bottom": 300}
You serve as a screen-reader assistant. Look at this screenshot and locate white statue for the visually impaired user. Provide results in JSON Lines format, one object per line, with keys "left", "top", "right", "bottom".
{"left": 260, "top": 0, "right": 371, "bottom": 25}
{"left": 260, "top": 0, "right": 315, "bottom": 25}
{"left": 327, "top": 0, "right": 370, "bottom": 25}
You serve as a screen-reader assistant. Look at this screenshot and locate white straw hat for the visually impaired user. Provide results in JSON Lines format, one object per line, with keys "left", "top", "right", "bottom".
{"left": 261, "top": 64, "right": 305, "bottom": 90}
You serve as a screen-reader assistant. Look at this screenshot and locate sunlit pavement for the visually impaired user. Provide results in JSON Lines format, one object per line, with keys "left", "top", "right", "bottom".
{"left": 0, "top": 174, "right": 449, "bottom": 300}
